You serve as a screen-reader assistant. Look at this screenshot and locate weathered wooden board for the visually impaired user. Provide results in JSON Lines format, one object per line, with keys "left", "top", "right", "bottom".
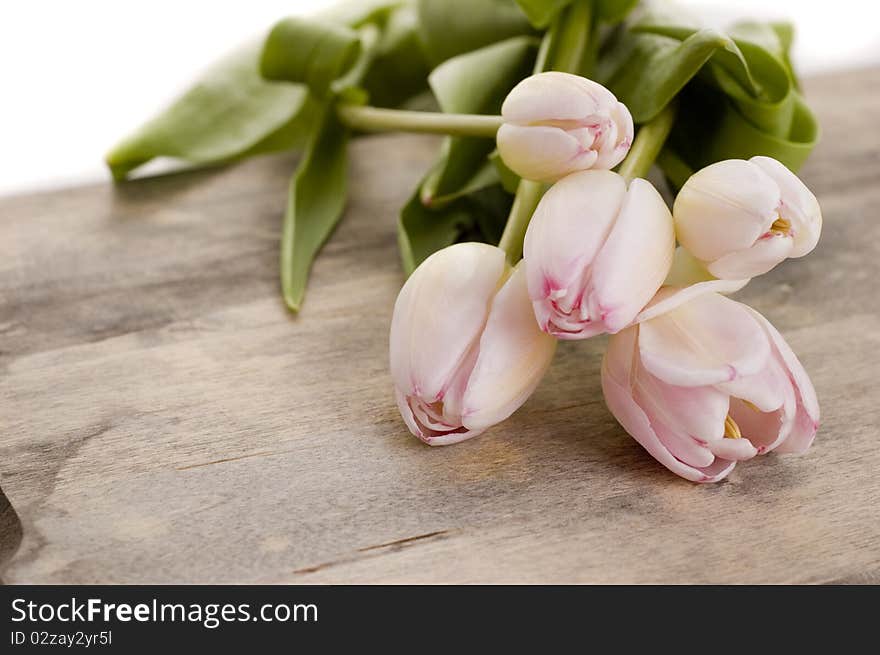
{"left": 1, "top": 68, "right": 879, "bottom": 584}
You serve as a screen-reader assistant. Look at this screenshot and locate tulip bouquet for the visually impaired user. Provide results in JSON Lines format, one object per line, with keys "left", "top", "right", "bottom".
{"left": 108, "top": 0, "right": 823, "bottom": 482}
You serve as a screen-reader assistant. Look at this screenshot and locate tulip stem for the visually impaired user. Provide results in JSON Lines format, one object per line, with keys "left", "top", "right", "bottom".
{"left": 336, "top": 104, "right": 503, "bottom": 138}
{"left": 617, "top": 102, "right": 677, "bottom": 183}
{"left": 498, "top": 179, "right": 544, "bottom": 263}
{"left": 550, "top": 0, "right": 592, "bottom": 74}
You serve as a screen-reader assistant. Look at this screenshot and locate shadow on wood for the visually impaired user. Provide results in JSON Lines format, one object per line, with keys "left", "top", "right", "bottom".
{"left": 0, "top": 485, "right": 23, "bottom": 584}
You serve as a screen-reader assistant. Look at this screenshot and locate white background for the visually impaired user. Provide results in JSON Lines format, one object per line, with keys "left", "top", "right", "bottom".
{"left": 1, "top": 0, "right": 878, "bottom": 196}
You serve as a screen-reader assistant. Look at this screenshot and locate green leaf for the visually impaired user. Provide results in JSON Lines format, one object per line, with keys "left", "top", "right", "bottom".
{"left": 398, "top": 181, "right": 513, "bottom": 275}
{"left": 398, "top": 186, "right": 472, "bottom": 275}
{"left": 667, "top": 86, "right": 818, "bottom": 174}
{"left": 281, "top": 110, "right": 350, "bottom": 312}
{"left": 415, "top": 0, "right": 535, "bottom": 65}
{"left": 469, "top": 184, "right": 516, "bottom": 245}
{"left": 614, "top": 15, "right": 818, "bottom": 175}
{"left": 105, "top": 41, "right": 316, "bottom": 180}
{"left": 768, "top": 21, "right": 799, "bottom": 88}
{"left": 317, "top": 0, "right": 401, "bottom": 27}
{"left": 594, "top": 0, "right": 639, "bottom": 23}
{"left": 505, "top": 0, "right": 639, "bottom": 34}
{"left": 490, "top": 150, "right": 520, "bottom": 194}
{"left": 359, "top": 3, "right": 432, "bottom": 107}
{"left": 655, "top": 148, "right": 694, "bottom": 192}
{"left": 277, "top": 11, "right": 398, "bottom": 312}
{"left": 106, "top": 3, "right": 406, "bottom": 180}
{"left": 260, "top": 17, "right": 362, "bottom": 96}
{"left": 631, "top": 19, "right": 793, "bottom": 136}
{"left": 515, "top": 0, "right": 635, "bottom": 29}
{"left": 420, "top": 36, "right": 536, "bottom": 204}
{"left": 596, "top": 28, "right": 731, "bottom": 122}
{"left": 421, "top": 158, "right": 502, "bottom": 206}
{"left": 268, "top": 5, "right": 430, "bottom": 108}
{"left": 515, "top": 0, "right": 572, "bottom": 28}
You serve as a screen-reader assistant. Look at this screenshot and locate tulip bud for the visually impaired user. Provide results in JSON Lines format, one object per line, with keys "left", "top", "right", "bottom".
{"left": 496, "top": 72, "right": 634, "bottom": 183}
{"left": 390, "top": 243, "right": 556, "bottom": 445}
{"left": 523, "top": 170, "right": 674, "bottom": 339}
{"left": 673, "top": 156, "right": 822, "bottom": 279}
{"left": 602, "top": 292, "right": 819, "bottom": 483}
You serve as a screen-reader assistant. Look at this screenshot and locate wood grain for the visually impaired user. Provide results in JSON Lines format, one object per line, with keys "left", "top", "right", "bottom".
{"left": 1, "top": 68, "right": 879, "bottom": 584}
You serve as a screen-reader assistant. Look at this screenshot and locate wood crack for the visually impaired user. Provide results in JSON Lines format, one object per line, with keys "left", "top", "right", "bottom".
{"left": 293, "top": 530, "right": 450, "bottom": 576}
{"left": 175, "top": 449, "right": 298, "bottom": 471}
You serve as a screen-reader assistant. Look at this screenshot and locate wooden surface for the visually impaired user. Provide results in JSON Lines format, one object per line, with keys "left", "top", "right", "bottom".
{"left": 2, "top": 68, "right": 879, "bottom": 584}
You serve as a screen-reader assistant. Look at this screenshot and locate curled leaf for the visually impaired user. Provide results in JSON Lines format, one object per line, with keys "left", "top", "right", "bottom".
{"left": 667, "top": 86, "right": 818, "bottom": 175}
{"left": 359, "top": 3, "right": 432, "bottom": 107}
{"left": 597, "top": 27, "right": 730, "bottom": 123}
{"left": 260, "top": 17, "right": 362, "bottom": 96}
{"left": 632, "top": 18, "right": 793, "bottom": 135}
{"left": 598, "top": 13, "right": 818, "bottom": 177}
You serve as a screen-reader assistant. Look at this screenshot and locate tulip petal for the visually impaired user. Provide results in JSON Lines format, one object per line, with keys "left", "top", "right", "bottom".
{"left": 776, "top": 409, "right": 819, "bottom": 455}
{"left": 652, "top": 419, "right": 716, "bottom": 469}
{"left": 590, "top": 178, "right": 674, "bottom": 333}
{"left": 602, "top": 324, "right": 639, "bottom": 383}
{"left": 496, "top": 124, "right": 598, "bottom": 182}
{"left": 636, "top": 367, "right": 729, "bottom": 443}
{"left": 601, "top": 354, "right": 736, "bottom": 483}
{"left": 499, "top": 72, "right": 632, "bottom": 178}
{"left": 592, "top": 102, "right": 634, "bottom": 169}
{"left": 501, "top": 71, "right": 614, "bottom": 124}
{"left": 708, "top": 436, "right": 758, "bottom": 461}
{"left": 462, "top": 265, "right": 557, "bottom": 431}
{"left": 395, "top": 388, "right": 425, "bottom": 438}
{"left": 395, "top": 389, "right": 485, "bottom": 446}
{"left": 524, "top": 170, "right": 625, "bottom": 312}
{"left": 389, "top": 243, "right": 506, "bottom": 401}
{"left": 673, "top": 159, "right": 780, "bottom": 262}
{"left": 707, "top": 232, "right": 794, "bottom": 279}
{"left": 748, "top": 309, "right": 820, "bottom": 454}
{"left": 637, "top": 280, "right": 750, "bottom": 323}
{"left": 728, "top": 391, "right": 794, "bottom": 454}
{"left": 750, "top": 156, "right": 822, "bottom": 258}
{"left": 718, "top": 356, "right": 788, "bottom": 414}
{"left": 638, "top": 293, "right": 769, "bottom": 387}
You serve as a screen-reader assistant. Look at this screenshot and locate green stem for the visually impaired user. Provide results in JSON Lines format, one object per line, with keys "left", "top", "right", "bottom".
{"left": 336, "top": 104, "right": 502, "bottom": 138}
{"left": 655, "top": 148, "right": 694, "bottom": 191}
{"left": 497, "top": 180, "right": 544, "bottom": 263}
{"left": 498, "top": 0, "right": 593, "bottom": 263}
{"left": 532, "top": 25, "right": 555, "bottom": 74}
{"left": 617, "top": 102, "right": 677, "bottom": 183}
{"left": 550, "top": 0, "right": 592, "bottom": 74}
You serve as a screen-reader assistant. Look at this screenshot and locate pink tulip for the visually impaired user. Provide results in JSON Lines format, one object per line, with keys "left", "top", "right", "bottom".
{"left": 673, "top": 156, "right": 822, "bottom": 279}
{"left": 496, "top": 72, "right": 634, "bottom": 182}
{"left": 390, "top": 243, "right": 556, "bottom": 445}
{"left": 523, "top": 170, "right": 675, "bottom": 339}
{"left": 601, "top": 292, "right": 819, "bottom": 483}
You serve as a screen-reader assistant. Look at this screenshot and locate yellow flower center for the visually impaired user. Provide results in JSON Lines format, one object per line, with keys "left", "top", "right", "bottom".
{"left": 770, "top": 216, "right": 791, "bottom": 236}
{"left": 724, "top": 414, "right": 742, "bottom": 439}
